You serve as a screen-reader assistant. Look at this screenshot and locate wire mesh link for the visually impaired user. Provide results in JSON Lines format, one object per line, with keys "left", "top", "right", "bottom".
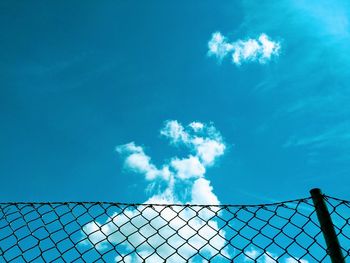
{"left": 0, "top": 196, "right": 349, "bottom": 262}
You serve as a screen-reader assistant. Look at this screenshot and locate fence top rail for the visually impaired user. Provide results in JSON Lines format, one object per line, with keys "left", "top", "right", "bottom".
{"left": 0, "top": 194, "right": 349, "bottom": 207}
{"left": 0, "top": 197, "right": 315, "bottom": 208}
{"left": 324, "top": 195, "right": 350, "bottom": 203}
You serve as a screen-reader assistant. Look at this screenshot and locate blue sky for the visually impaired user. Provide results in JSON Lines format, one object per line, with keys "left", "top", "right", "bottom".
{"left": 1, "top": 0, "right": 350, "bottom": 204}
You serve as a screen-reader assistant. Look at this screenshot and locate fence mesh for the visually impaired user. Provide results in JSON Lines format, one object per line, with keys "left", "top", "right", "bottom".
{"left": 0, "top": 195, "right": 349, "bottom": 262}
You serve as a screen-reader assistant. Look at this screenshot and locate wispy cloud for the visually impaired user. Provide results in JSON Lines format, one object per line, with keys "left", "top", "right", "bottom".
{"left": 283, "top": 121, "right": 350, "bottom": 150}
{"left": 208, "top": 32, "right": 281, "bottom": 65}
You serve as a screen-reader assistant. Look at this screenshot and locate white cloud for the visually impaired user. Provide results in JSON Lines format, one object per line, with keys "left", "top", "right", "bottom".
{"left": 161, "top": 120, "right": 226, "bottom": 166}
{"left": 82, "top": 120, "right": 309, "bottom": 261}
{"left": 232, "top": 39, "right": 260, "bottom": 64}
{"left": 208, "top": 32, "right": 281, "bottom": 65}
{"left": 191, "top": 178, "right": 219, "bottom": 205}
{"left": 189, "top": 121, "right": 204, "bottom": 132}
{"left": 83, "top": 205, "right": 228, "bottom": 263}
{"left": 192, "top": 137, "right": 225, "bottom": 165}
{"left": 160, "top": 120, "right": 189, "bottom": 144}
{"left": 80, "top": 221, "right": 109, "bottom": 251}
{"left": 171, "top": 155, "right": 206, "bottom": 179}
{"left": 259, "top": 34, "right": 281, "bottom": 61}
{"left": 116, "top": 121, "right": 226, "bottom": 201}
{"left": 208, "top": 32, "right": 234, "bottom": 60}
{"left": 244, "top": 249, "right": 259, "bottom": 261}
{"left": 82, "top": 120, "right": 229, "bottom": 261}
{"left": 116, "top": 142, "right": 170, "bottom": 181}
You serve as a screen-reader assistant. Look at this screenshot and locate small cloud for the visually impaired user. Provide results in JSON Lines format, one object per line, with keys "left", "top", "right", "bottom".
{"left": 208, "top": 32, "right": 281, "bottom": 65}
{"left": 189, "top": 121, "right": 204, "bottom": 132}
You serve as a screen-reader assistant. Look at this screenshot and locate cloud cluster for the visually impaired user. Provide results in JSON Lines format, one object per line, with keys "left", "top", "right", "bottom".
{"left": 208, "top": 32, "right": 281, "bottom": 65}
{"left": 81, "top": 120, "right": 228, "bottom": 262}
{"left": 80, "top": 120, "right": 310, "bottom": 262}
{"left": 115, "top": 120, "right": 226, "bottom": 205}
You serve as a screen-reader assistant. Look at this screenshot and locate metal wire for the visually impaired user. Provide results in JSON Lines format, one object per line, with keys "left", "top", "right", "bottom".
{"left": 0, "top": 196, "right": 349, "bottom": 262}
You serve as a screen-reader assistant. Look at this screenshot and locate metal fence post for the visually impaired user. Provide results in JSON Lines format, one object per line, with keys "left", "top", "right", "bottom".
{"left": 310, "top": 188, "right": 345, "bottom": 263}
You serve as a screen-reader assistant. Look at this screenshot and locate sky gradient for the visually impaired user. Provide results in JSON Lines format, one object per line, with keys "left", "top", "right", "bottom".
{"left": 1, "top": 0, "right": 350, "bottom": 204}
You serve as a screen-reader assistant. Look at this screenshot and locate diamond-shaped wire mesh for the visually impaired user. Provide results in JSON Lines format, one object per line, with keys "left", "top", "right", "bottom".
{"left": 0, "top": 196, "right": 349, "bottom": 262}
{"left": 323, "top": 195, "right": 350, "bottom": 260}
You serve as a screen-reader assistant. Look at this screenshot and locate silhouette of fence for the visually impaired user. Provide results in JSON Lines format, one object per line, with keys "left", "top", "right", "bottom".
{"left": 0, "top": 189, "right": 349, "bottom": 262}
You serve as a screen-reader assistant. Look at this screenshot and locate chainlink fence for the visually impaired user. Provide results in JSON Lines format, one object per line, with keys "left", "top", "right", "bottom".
{"left": 0, "top": 190, "right": 349, "bottom": 262}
